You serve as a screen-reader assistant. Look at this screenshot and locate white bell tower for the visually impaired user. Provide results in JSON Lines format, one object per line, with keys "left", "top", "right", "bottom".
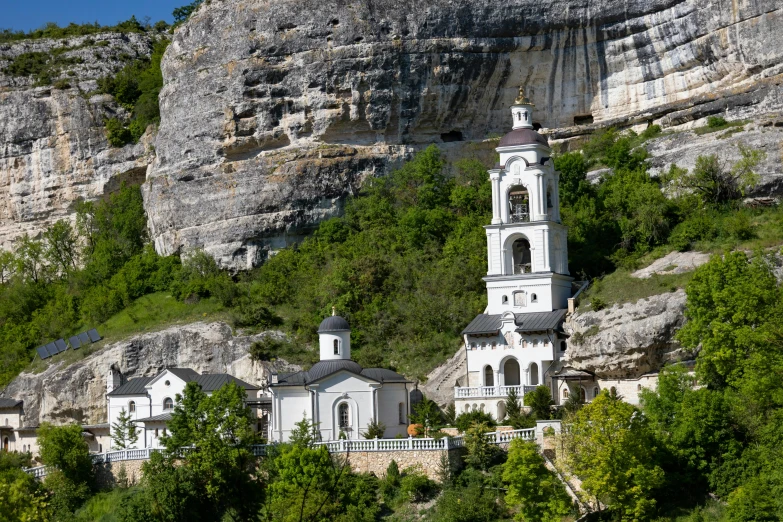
{"left": 317, "top": 308, "right": 352, "bottom": 361}
{"left": 483, "top": 89, "right": 572, "bottom": 315}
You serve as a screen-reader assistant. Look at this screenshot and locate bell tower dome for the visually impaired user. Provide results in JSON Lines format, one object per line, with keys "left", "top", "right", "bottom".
{"left": 318, "top": 308, "right": 351, "bottom": 361}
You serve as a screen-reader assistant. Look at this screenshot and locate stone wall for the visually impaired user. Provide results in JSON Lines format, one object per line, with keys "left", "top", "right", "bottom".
{"left": 342, "top": 448, "right": 464, "bottom": 480}
{"left": 94, "top": 460, "right": 146, "bottom": 489}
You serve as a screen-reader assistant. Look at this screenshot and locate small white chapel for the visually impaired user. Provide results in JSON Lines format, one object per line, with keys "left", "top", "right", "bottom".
{"left": 269, "top": 311, "right": 412, "bottom": 442}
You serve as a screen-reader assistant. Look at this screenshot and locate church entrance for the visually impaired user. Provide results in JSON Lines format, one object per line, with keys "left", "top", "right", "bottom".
{"left": 503, "top": 359, "right": 520, "bottom": 386}
{"left": 512, "top": 238, "right": 532, "bottom": 274}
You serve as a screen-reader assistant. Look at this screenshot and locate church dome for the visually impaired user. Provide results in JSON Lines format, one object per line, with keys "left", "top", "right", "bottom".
{"left": 498, "top": 128, "right": 549, "bottom": 148}
{"left": 318, "top": 315, "right": 350, "bottom": 333}
{"left": 307, "top": 359, "right": 363, "bottom": 381}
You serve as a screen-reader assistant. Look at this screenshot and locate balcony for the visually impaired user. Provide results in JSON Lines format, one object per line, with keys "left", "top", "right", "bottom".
{"left": 454, "top": 385, "right": 539, "bottom": 400}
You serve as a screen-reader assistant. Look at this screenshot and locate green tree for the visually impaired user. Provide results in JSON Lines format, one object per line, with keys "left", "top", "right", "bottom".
{"left": 677, "top": 251, "right": 779, "bottom": 387}
{"left": 38, "top": 423, "right": 93, "bottom": 487}
{"left": 503, "top": 439, "right": 572, "bottom": 522}
{"left": 111, "top": 408, "right": 138, "bottom": 449}
{"left": 42, "top": 221, "right": 77, "bottom": 276}
{"left": 0, "top": 453, "right": 51, "bottom": 522}
{"left": 431, "top": 485, "right": 506, "bottom": 522}
{"left": 363, "top": 419, "right": 386, "bottom": 439}
{"left": 160, "top": 381, "right": 261, "bottom": 520}
{"left": 462, "top": 422, "right": 495, "bottom": 471}
{"left": 289, "top": 416, "right": 318, "bottom": 448}
{"left": 562, "top": 391, "right": 664, "bottom": 520}
{"left": 410, "top": 396, "right": 442, "bottom": 432}
{"left": 173, "top": 0, "right": 204, "bottom": 24}
{"left": 524, "top": 385, "right": 554, "bottom": 420}
{"left": 673, "top": 145, "right": 764, "bottom": 207}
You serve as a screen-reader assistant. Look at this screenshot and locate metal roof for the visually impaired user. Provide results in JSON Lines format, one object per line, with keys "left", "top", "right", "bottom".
{"left": 554, "top": 368, "right": 594, "bottom": 380}
{"left": 82, "top": 423, "right": 110, "bottom": 430}
{"left": 274, "top": 360, "right": 376, "bottom": 387}
{"left": 107, "top": 376, "right": 154, "bottom": 396}
{"left": 514, "top": 309, "right": 568, "bottom": 332}
{"left": 194, "top": 374, "right": 259, "bottom": 391}
{"left": 462, "top": 314, "right": 502, "bottom": 335}
{"left": 0, "top": 398, "right": 22, "bottom": 409}
{"left": 317, "top": 315, "right": 351, "bottom": 333}
{"left": 360, "top": 368, "right": 410, "bottom": 383}
{"left": 166, "top": 368, "right": 200, "bottom": 382}
{"left": 134, "top": 412, "right": 173, "bottom": 423}
{"left": 498, "top": 128, "right": 549, "bottom": 148}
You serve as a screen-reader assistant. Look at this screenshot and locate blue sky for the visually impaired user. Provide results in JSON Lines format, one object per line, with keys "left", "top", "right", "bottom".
{"left": 1, "top": 1, "right": 187, "bottom": 32}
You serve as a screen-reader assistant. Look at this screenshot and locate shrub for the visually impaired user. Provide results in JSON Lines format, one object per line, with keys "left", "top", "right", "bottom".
{"left": 105, "top": 118, "right": 133, "bottom": 147}
{"left": 707, "top": 116, "right": 727, "bottom": 128}
{"left": 399, "top": 468, "right": 437, "bottom": 502}
{"left": 431, "top": 485, "right": 507, "bottom": 522}
{"left": 524, "top": 385, "right": 555, "bottom": 420}
{"left": 455, "top": 410, "right": 495, "bottom": 433}
{"left": 363, "top": 418, "right": 386, "bottom": 439}
{"left": 722, "top": 212, "right": 755, "bottom": 241}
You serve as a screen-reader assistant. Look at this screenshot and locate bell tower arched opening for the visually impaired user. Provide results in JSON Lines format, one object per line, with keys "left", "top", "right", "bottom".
{"left": 508, "top": 186, "right": 530, "bottom": 223}
{"left": 512, "top": 238, "right": 532, "bottom": 274}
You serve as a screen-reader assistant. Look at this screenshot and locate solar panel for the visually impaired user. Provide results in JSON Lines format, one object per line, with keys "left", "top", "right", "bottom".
{"left": 69, "top": 336, "right": 82, "bottom": 349}
{"left": 45, "top": 342, "right": 58, "bottom": 357}
{"left": 36, "top": 346, "right": 50, "bottom": 360}
{"left": 55, "top": 339, "right": 67, "bottom": 352}
{"left": 78, "top": 332, "right": 90, "bottom": 345}
{"left": 87, "top": 329, "right": 101, "bottom": 342}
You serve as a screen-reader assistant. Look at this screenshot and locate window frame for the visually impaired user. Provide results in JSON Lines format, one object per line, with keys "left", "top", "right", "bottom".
{"left": 338, "top": 402, "right": 350, "bottom": 428}
{"left": 163, "top": 397, "right": 174, "bottom": 410}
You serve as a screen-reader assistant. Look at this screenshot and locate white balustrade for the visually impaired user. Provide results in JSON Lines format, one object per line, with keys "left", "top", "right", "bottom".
{"left": 454, "top": 385, "right": 547, "bottom": 401}
{"left": 28, "top": 428, "right": 541, "bottom": 479}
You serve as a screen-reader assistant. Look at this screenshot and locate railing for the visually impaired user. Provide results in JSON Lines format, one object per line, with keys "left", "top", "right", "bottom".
{"left": 26, "top": 429, "right": 537, "bottom": 478}
{"left": 454, "top": 385, "right": 538, "bottom": 399}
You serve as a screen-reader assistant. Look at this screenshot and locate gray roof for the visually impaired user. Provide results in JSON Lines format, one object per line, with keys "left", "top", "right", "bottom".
{"left": 274, "top": 360, "right": 409, "bottom": 387}
{"left": 82, "top": 423, "right": 110, "bottom": 430}
{"left": 107, "top": 370, "right": 258, "bottom": 397}
{"left": 462, "top": 310, "right": 568, "bottom": 336}
{"left": 194, "top": 374, "right": 259, "bottom": 391}
{"left": 0, "top": 398, "right": 22, "bottom": 409}
{"left": 318, "top": 315, "right": 351, "bottom": 333}
{"left": 107, "top": 377, "right": 154, "bottom": 397}
{"left": 134, "top": 412, "right": 173, "bottom": 423}
{"left": 498, "top": 128, "right": 549, "bottom": 148}
{"left": 554, "top": 368, "right": 594, "bottom": 380}
{"left": 360, "top": 368, "right": 410, "bottom": 383}
{"left": 514, "top": 309, "right": 568, "bottom": 333}
{"left": 166, "top": 368, "right": 200, "bottom": 382}
{"left": 462, "top": 314, "right": 502, "bottom": 335}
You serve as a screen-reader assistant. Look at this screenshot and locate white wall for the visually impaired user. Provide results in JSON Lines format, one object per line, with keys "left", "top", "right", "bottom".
{"left": 312, "top": 373, "right": 377, "bottom": 441}
{"left": 465, "top": 328, "right": 562, "bottom": 386}
{"left": 108, "top": 394, "right": 150, "bottom": 449}
{"left": 376, "top": 383, "right": 409, "bottom": 438}
{"left": 319, "top": 331, "right": 351, "bottom": 361}
{"left": 146, "top": 372, "right": 188, "bottom": 418}
{"left": 271, "top": 388, "right": 311, "bottom": 442}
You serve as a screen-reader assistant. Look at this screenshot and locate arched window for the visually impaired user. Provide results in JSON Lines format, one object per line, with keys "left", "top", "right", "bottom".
{"left": 464, "top": 404, "right": 470, "bottom": 413}
{"left": 163, "top": 397, "right": 173, "bottom": 410}
{"left": 155, "top": 428, "right": 159, "bottom": 437}
{"left": 99, "top": 444, "right": 102, "bottom": 453}
{"left": 333, "top": 339, "right": 339, "bottom": 355}
{"left": 560, "top": 341, "right": 567, "bottom": 352}
{"left": 610, "top": 386, "right": 617, "bottom": 397}
{"left": 531, "top": 293, "right": 538, "bottom": 303}
{"left": 637, "top": 384, "right": 642, "bottom": 391}
{"left": 338, "top": 403, "right": 350, "bottom": 428}
{"left": 22, "top": 444, "right": 26, "bottom": 452}
{"left": 504, "top": 358, "right": 521, "bottom": 386}
{"left": 529, "top": 363, "right": 539, "bottom": 386}
{"left": 509, "top": 187, "right": 530, "bottom": 223}
{"left": 479, "top": 403, "right": 485, "bottom": 412}
{"left": 497, "top": 402, "right": 506, "bottom": 421}
{"left": 470, "top": 342, "right": 476, "bottom": 350}
{"left": 128, "top": 401, "right": 136, "bottom": 413}
{"left": 491, "top": 342, "right": 497, "bottom": 349}
{"left": 580, "top": 388, "right": 587, "bottom": 403}
{"left": 593, "top": 387, "right": 600, "bottom": 399}
{"left": 398, "top": 403, "right": 406, "bottom": 425}
{"left": 484, "top": 366, "right": 494, "bottom": 387}
{"left": 471, "top": 404, "right": 477, "bottom": 412}
{"left": 512, "top": 238, "right": 532, "bottom": 273}
{"left": 480, "top": 342, "right": 487, "bottom": 350}
{"left": 563, "top": 388, "right": 569, "bottom": 399}
{"left": 502, "top": 295, "right": 508, "bottom": 304}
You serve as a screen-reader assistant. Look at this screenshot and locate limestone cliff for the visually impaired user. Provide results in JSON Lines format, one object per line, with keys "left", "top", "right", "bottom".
{"left": 145, "top": 0, "right": 783, "bottom": 269}
{"left": 0, "top": 32, "right": 158, "bottom": 250}
{"left": 1, "top": 322, "right": 298, "bottom": 427}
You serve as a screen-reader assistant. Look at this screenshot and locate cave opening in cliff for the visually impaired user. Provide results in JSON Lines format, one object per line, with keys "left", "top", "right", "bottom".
{"left": 574, "top": 114, "right": 594, "bottom": 125}
{"left": 440, "top": 130, "right": 463, "bottom": 142}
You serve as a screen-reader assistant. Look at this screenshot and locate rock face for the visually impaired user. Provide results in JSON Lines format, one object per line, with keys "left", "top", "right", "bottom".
{"left": 0, "top": 32, "right": 158, "bottom": 250}
{"left": 145, "top": 0, "right": 783, "bottom": 269}
{"left": 0, "top": 322, "right": 298, "bottom": 427}
{"left": 563, "top": 291, "right": 692, "bottom": 379}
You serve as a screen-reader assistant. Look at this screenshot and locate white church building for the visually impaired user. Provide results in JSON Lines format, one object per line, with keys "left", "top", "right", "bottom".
{"left": 269, "top": 312, "right": 412, "bottom": 442}
{"left": 454, "top": 89, "right": 593, "bottom": 418}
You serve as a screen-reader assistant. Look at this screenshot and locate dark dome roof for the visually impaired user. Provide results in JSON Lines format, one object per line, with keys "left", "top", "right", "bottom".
{"left": 498, "top": 128, "right": 549, "bottom": 148}
{"left": 318, "top": 315, "right": 350, "bottom": 333}
{"left": 307, "top": 360, "right": 363, "bottom": 381}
